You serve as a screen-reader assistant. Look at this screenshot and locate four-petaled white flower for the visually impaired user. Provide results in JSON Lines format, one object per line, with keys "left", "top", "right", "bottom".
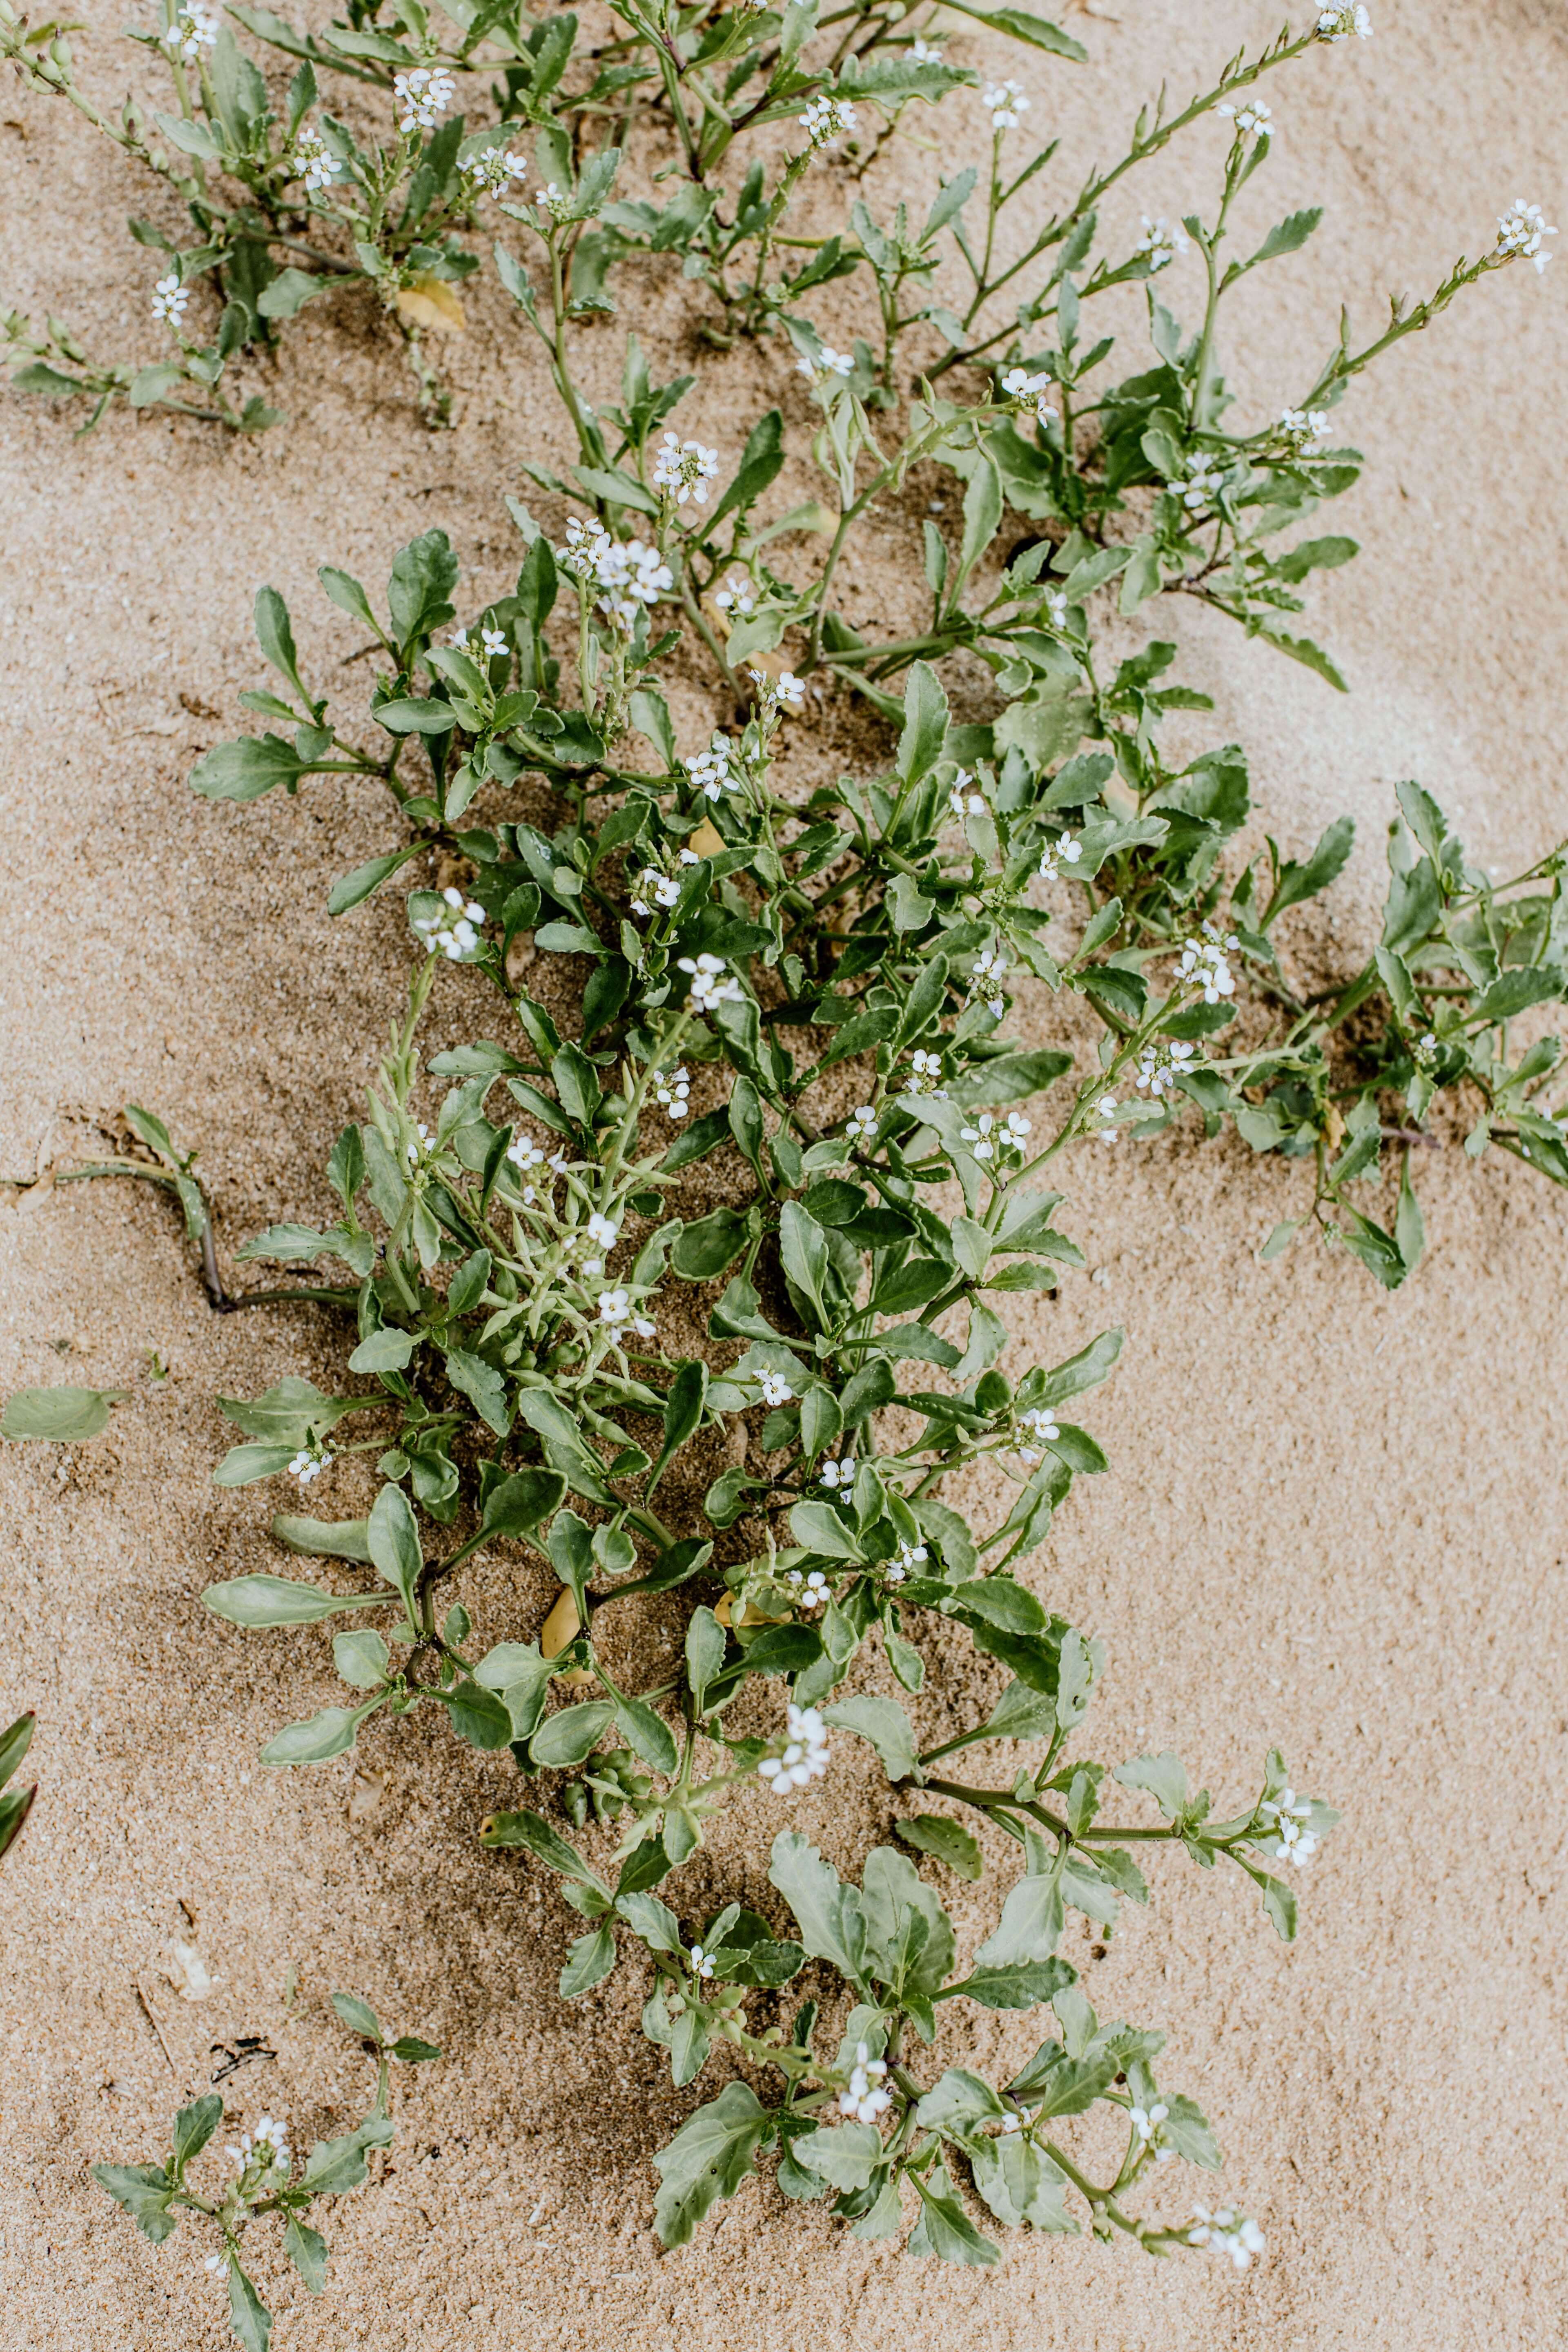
{"left": 837, "top": 2039, "right": 891, "bottom": 2123}
{"left": 653, "top": 432, "right": 721, "bottom": 508}
{"left": 464, "top": 146, "right": 527, "bottom": 200}
{"left": 287, "top": 1448, "right": 330, "bottom": 1486}
{"left": 1129, "top": 2100, "right": 1176, "bottom": 2161}
{"left": 394, "top": 66, "right": 455, "bottom": 134}
{"left": 163, "top": 1, "right": 217, "bottom": 58}
{"left": 1316, "top": 2, "right": 1372, "bottom": 39}
{"left": 784, "top": 1566, "right": 831, "bottom": 1611}
{"left": 1174, "top": 451, "right": 1223, "bottom": 512}
{"left": 684, "top": 732, "right": 738, "bottom": 803}
{"left": 756, "top": 1369, "right": 795, "bottom": 1408}
{"left": 1011, "top": 1405, "right": 1059, "bottom": 1466}
{"left": 151, "top": 273, "right": 188, "bottom": 328}
{"left": 506, "top": 1131, "right": 546, "bottom": 1201}
{"left": 714, "top": 572, "right": 756, "bottom": 617}
{"left": 633, "top": 867, "right": 682, "bottom": 917}
{"left": 885, "top": 1539, "right": 927, "bottom": 1585}
{"left": 1038, "top": 829, "right": 1082, "bottom": 882}
{"left": 1176, "top": 919, "right": 1238, "bottom": 1003}
{"left": 796, "top": 345, "right": 854, "bottom": 385}
{"left": 820, "top": 1456, "right": 852, "bottom": 1490}
{"left": 1218, "top": 99, "right": 1274, "bottom": 140}
{"left": 1043, "top": 587, "right": 1069, "bottom": 630}
{"left": 1189, "top": 2205, "right": 1266, "bottom": 2268}
{"left": 1135, "top": 214, "right": 1189, "bottom": 270}
{"left": 758, "top": 1702, "right": 831, "bottom": 1795}
{"left": 751, "top": 666, "right": 806, "bottom": 713}
{"left": 902, "top": 1047, "right": 947, "bottom": 1098}
{"left": 688, "top": 1943, "right": 716, "bottom": 1980}
{"left": 535, "top": 180, "right": 573, "bottom": 224}
{"left": 1000, "top": 365, "right": 1059, "bottom": 429}
{"left": 1257, "top": 1785, "right": 1320, "bottom": 1866}
{"left": 405, "top": 1119, "right": 434, "bottom": 1164}
{"left": 597, "top": 1287, "right": 656, "bottom": 1341}
{"left": 655, "top": 1064, "right": 691, "bottom": 1118}
{"left": 968, "top": 944, "right": 1009, "bottom": 1019}
{"left": 292, "top": 125, "right": 344, "bottom": 195}
{"left": 798, "top": 94, "right": 858, "bottom": 150}
{"left": 1280, "top": 405, "right": 1330, "bottom": 449}
{"left": 1496, "top": 199, "right": 1557, "bottom": 274}
{"left": 678, "top": 952, "right": 743, "bottom": 1013}
{"left": 846, "top": 1103, "right": 878, "bottom": 1141}
{"left": 949, "top": 770, "right": 987, "bottom": 821}
{"left": 413, "top": 885, "right": 486, "bottom": 961}
{"left": 1136, "top": 1038, "right": 1197, "bottom": 1098}
{"left": 909, "top": 36, "right": 943, "bottom": 61}
{"left": 981, "top": 78, "right": 1029, "bottom": 130}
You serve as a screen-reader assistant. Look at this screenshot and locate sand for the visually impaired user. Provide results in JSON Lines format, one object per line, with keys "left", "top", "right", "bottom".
{"left": 2, "top": 0, "right": 1567, "bottom": 2345}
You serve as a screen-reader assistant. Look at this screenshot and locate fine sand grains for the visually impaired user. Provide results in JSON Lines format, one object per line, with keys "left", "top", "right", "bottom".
{"left": 2, "top": 4, "right": 1566, "bottom": 2347}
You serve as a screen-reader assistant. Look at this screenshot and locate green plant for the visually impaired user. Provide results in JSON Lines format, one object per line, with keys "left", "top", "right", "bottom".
{"left": 24, "top": 0, "right": 1568, "bottom": 2282}
{"left": 0, "top": 1713, "right": 37, "bottom": 1862}
{"left": 93, "top": 1992, "right": 439, "bottom": 2350}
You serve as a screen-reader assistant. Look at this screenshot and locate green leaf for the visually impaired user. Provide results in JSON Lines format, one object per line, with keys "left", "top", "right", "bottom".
{"left": 653, "top": 1359, "right": 708, "bottom": 1486}
{"left": 189, "top": 733, "right": 307, "bottom": 801}
{"left": 1, "top": 1385, "right": 126, "bottom": 1441}
{"left": 652, "top": 2082, "right": 770, "bottom": 2247}
{"left": 367, "top": 1482, "right": 422, "bottom": 1618}
{"left": 960, "top": 5, "right": 1086, "bottom": 61}
{"left": 529, "top": 1700, "right": 615, "bottom": 1768}
{"left": 768, "top": 1830, "right": 863, "bottom": 1980}
{"left": 824, "top": 1696, "right": 921, "bottom": 1784}
{"left": 260, "top": 1704, "right": 371, "bottom": 1766}
{"left": 790, "top": 2121, "right": 883, "bottom": 2191}
{"left": 270, "top": 1514, "right": 373, "bottom": 1564}
{"left": 298, "top": 2112, "right": 393, "bottom": 2194}
{"left": 282, "top": 2218, "right": 328, "bottom": 2294}
{"left": 948, "top": 1958, "right": 1075, "bottom": 2010}
{"left": 172, "top": 2094, "right": 224, "bottom": 2173}
{"left": 0, "top": 1712, "right": 34, "bottom": 1795}
{"left": 1113, "top": 1750, "right": 1189, "bottom": 1819}
{"left": 91, "top": 2163, "right": 177, "bottom": 2244}
{"left": 897, "top": 1815, "right": 984, "bottom": 1880}
{"left": 686, "top": 1606, "right": 728, "bottom": 1712}
{"left": 329, "top": 1991, "right": 383, "bottom": 2042}
{"left": 909, "top": 2169, "right": 1001, "bottom": 2265}
{"left": 329, "top": 844, "right": 424, "bottom": 914}
{"left": 787, "top": 1501, "right": 864, "bottom": 1560}
{"left": 432, "top": 1679, "right": 514, "bottom": 1750}
{"left": 896, "top": 660, "right": 949, "bottom": 786}
{"left": 560, "top": 1923, "right": 617, "bottom": 1996}
{"left": 483, "top": 1468, "right": 567, "bottom": 1537}
{"left": 256, "top": 266, "right": 329, "bottom": 319}
{"left": 1031, "top": 1327, "right": 1122, "bottom": 1410}
{"left": 1241, "top": 206, "right": 1322, "bottom": 271}
{"left": 228, "top": 2261, "right": 272, "bottom": 2352}
{"left": 974, "top": 1853, "right": 1064, "bottom": 1965}
{"left": 205, "top": 1575, "right": 386, "bottom": 1630}
{"left": 478, "top": 1807, "right": 610, "bottom": 1893}
{"left": 611, "top": 1693, "right": 679, "bottom": 1775}
{"left": 672, "top": 1207, "right": 748, "bottom": 1279}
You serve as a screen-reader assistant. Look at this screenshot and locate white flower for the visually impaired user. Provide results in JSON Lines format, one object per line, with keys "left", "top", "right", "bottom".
{"left": 684, "top": 733, "right": 738, "bottom": 803}
{"left": 151, "top": 272, "right": 188, "bottom": 327}
{"left": 981, "top": 78, "right": 1029, "bottom": 130}
{"left": 783, "top": 1566, "right": 831, "bottom": 1610}
{"left": 291, "top": 125, "right": 343, "bottom": 194}
{"left": 757, "top": 1369, "right": 795, "bottom": 1408}
{"left": 949, "top": 770, "right": 987, "bottom": 820}
{"left": 535, "top": 180, "right": 572, "bottom": 223}
{"left": 204, "top": 2249, "right": 231, "bottom": 2274}
{"left": 653, "top": 432, "right": 721, "bottom": 509}
{"left": 252, "top": 2116, "right": 290, "bottom": 2167}
{"left": 1011, "top": 1405, "right": 1060, "bottom": 1465}
{"left": 556, "top": 515, "right": 673, "bottom": 629}
{"left": 586, "top": 1211, "right": 619, "bottom": 1254}
{"left": 394, "top": 66, "right": 455, "bottom": 134}
{"left": 750, "top": 666, "right": 805, "bottom": 714}
{"left": 758, "top": 1702, "right": 831, "bottom": 1795}
{"left": 598, "top": 1287, "right": 654, "bottom": 1341}
{"left": 634, "top": 867, "right": 682, "bottom": 914}
{"left": 1496, "top": 198, "right": 1558, "bottom": 274}
{"left": 162, "top": 1, "right": 217, "bottom": 58}
{"left": 798, "top": 94, "right": 858, "bottom": 150}
{"left": 1094, "top": 1097, "right": 1120, "bottom": 1146}
{"left": 1135, "top": 214, "right": 1189, "bottom": 270}
{"left": 677, "top": 952, "right": 743, "bottom": 1014}
{"left": 1038, "top": 830, "right": 1082, "bottom": 882}
{"left": 287, "top": 1448, "right": 330, "bottom": 1486}
{"left": 885, "top": 1539, "right": 927, "bottom": 1585}
{"left": 819, "top": 1456, "right": 852, "bottom": 1490}
{"left": 1189, "top": 2205, "right": 1266, "bottom": 2268}
{"left": 476, "top": 624, "right": 505, "bottom": 659}
{"left": 1000, "top": 365, "right": 1059, "bottom": 429}
{"left": 688, "top": 1943, "right": 716, "bottom": 1980}
{"left": 1129, "top": 2100, "right": 1176, "bottom": 2161}
{"left": 1174, "top": 451, "right": 1223, "bottom": 512}
{"left": 412, "top": 888, "right": 486, "bottom": 962}
{"left": 405, "top": 1119, "right": 434, "bottom": 1165}
{"left": 910, "top": 36, "right": 943, "bottom": 61}
{"left": 837, "top": 2039, "right": 891, "bottom": 2123}
{"left": 1176, "top": 919, "right": 1238, "bottom": 1003}
{"left": 902, "top": 1047, "right": 947, "bottom": 1098}
{"left": 796, "top": 345, "right": 855, "bottom": 385}
{"left": 846, "top": 1103, "right": 879, "bottom": 1141}
{"left": 1136, "top": 1038, "right": 1197, "bottom": 1098}
{"left": 968, "top": 944, "right": 1009, "bottom": 1020}
{"left": 1257, "top": 1786, "right": 1320, "bottom": 1867}
{"left": 655, "top": 1064, "right": 691, "bottom": 1117}
{"left": 1218, "top": 99, "right": 1274, "bottom": 140}
{"left": 1316, "top": 2, "right": 1372, "bottom": 39}
{"left": 1279, "top": 405, "right": 1330, "bottom": 449}
{"left": 506, "top": 1131, "right": 546, "bottom": 1199}
{"left": 714, "top": 572, "right": 756, "bottom": 617}
{"left": 464, "top": 145, "right": 527, "bottom": 200}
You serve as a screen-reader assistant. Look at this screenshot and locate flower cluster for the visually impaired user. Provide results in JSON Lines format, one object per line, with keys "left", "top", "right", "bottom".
{"left": 1496, "top": 199, "right": 1557, "bottom": 274}
{"left": 981, "top": 79, "right": 1029, "bottom": 131}
{"left": 452, "top": 622, "right": 507, "bottom": 660}
{"left": 884, "top": 1539, "right": 927, "bottom": 1585}
{"left": 1129, "top": 2099, "right": 1176, "bottom": 2162}
{"left": 413, "top": 886, "right": 486, "bottom": 961}
{"left": 1010, "top": 1406, "right": 1059, "bottom": 1466}
{"left": 1177, "top": 920, "right": 1238, "bottom": 1003}
{"left": 1174, "top": 452, "right": 1223, "bottom": 512}
{"left": 999, "top": 365, "right": 1059, "bottom": 429}
{"left": 1037, "top": 829, "right": 1082, "bottom": 882}
{"left": 1135, "top": 215, "right": 1189, "bottom": 270}
{"left": 968, "top": 944, "right": 1009, "bottom": 1020}
{"left": 1315, "top": 2, "right": 1372, "bottom": 38}
{"left": 796, "top": 346, "right": 854, "bottom": 386}
{"left": 1256, "top": 1785, "right": 1320, "bottom": 1866}
{"left": 535, "top": 181, "right": 572, "bottom": 224}
{"left": 1135, "top": 1038, "right": 1198, "bottom": 1098}
{"left": 782, "top": 1566, "right": 831, "bottom": 1611}
{"left": 949, "top": 770, "right": 986, "bottom": 822}
{"left": 151, "top": 273, "right": 187, "bottom": 328}
{"left": 287, "top": 1447, "right": 331, "bottom": 1486}
{"left": 652, "top": 433, "right": 721, "bottom": 508}
{"left": 677, "top": 953, "right": 743, "bottom": 1014}
{"left": 837, "top": 2040, "right": 891, "bottom": 2124}
{"left": 598, "top": 1287, "right": 657, "bottom": 1342}
{"left": 291, "top": 126, "right": 344, "bottom": 195}
{"left": 797, "top": 95, "right": 858, "bottom": 150}
{"left": 960, "top": 1109, "right": 1031, "bottom": 1166}
{"left": 684, "top": 732, "right": 741, "bottom": 803}
{"left": 757, "top": 1702, "right": 831, "bottom": 1795}
{"left": 463, "top": 146, "right": 527, "bottom": 201}
{"left": 394, "top": 67, "right": 455, "bottom": 134}
{"left": 227, "top": 2116, "right": 290, "bottom": 2178}
{"left": 1218, "top": 98, "right": 1274, "bottom": 140}
{"left": 653, "top": 1065, "right": 691, "bottom": 1119}
{"left": 505, "top": 1131, "right": 546, "bottom": 1200}
{"left": 1280, "top": 405, "right": 1330, "bottom": 449}
{"left": 1188, "top": 2206, "right": 1267, "bottom": 2269}
{"left": 630, "top": 867, "right": 682, "bottom": 917}
{"left": 557, "top": 517, "right": 673, "bottom": 630}
{"left": 1094, "top": 1097, "right": 1121, "bottom": 1146}
{"left": 162, "top": 1, "right": 216, "bottom": 59}
{"left": 899, "top": 1047, "right": 947, "bottom": 1098}
{"left": 749, "top": 667, "right": 805, "bottom": 715}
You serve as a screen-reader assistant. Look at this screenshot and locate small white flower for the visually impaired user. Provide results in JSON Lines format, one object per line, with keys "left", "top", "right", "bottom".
{"left": 251, "top": 2116, "right": 290, "bottom": 2167}
{"left": 901, "top": 1047, "right": 947, "bottom": 1099}
{"left": 1134, "top": 214, "right": 1189, "bottom": 271}
{"left": 757, "top": 1369, "right": 795, "bottom": 1408}
{"left": 394, "top": 65, "right": 455, "bottom": 134}
{"left": 1218, "top": 99, "right": 1274, "bottom": 140}
{"left": 688, "top": 1943, "right": 716, "bottom": 1981}
{"left": 749, "top": 666, "right": 805, "bottom": 715}
{"left": 1279, "top": 405, "right": 1330, "bottom": 449}
{"left": 412, "top": 892, "right": 486, "bottom": 961}
{"left": 910, "top": 36, "right": 943, "bottom": 61}
{"left": 677, "top": 952, "right": 743, "bottom": 1014}
{"left": 1095, "top": 1097, "right": 1120, "bottom": 1146}
{"left": 713, "top": 571, "right": 756, "bottom": 617}
{"left": 798, "top": 94, "right": 858, "bottom": 150}
{"left": 151, "top": 272, "right": 188, "bottom": 327}
{"left": 204, "top": 2249, "right": 231, "bottom": 2274}
{"left": 846, "top": 1103, "right": 879, "bottom": 1141}
{"left": 1496, "top": 198, "right": 1558, "bottom": 274}
{"left": 1176, "top": 918, "right": 1239, "bottom": 1003}
{"left": 684, "top": 732, "right": 738, "bottom": 803}
{"left": 1136, "top": 1038, "right": 1197, "bottom": 1098}
{"left": 1129, "top": 2100, "right": 1176, "bottom": 2161}
{"left": 287, "top": 1447, "right": 331, "bottom": 1486}
{"left": 1189, "top": 2205, "right": 1266, "bottom": 2268}
{"left": 586, "top": 1211, "right": 619, "bottom": 1253}
{"left": 1010, "top": 1405, "right": 1060, "bottom": 1465}
{"left": 291, "top": 125, "right": 344, "bottom": 194}
{"left": 1038, "top": 830, "right": 1082, "bottom": 882}
{"left": 404, "top": 1119, "right": 434, "bottom": 1165}
{"left": 757, "top": 1701, "right": 831, "bottom": 1795}
{"left": 949, "top": 768, "right": 987, "bottom": 821}
{"left": 163, "top": 0, "right": 217, "bottom": 58}
{"left": 1174, "top": 451, "right": 1224, "bottom": 512}
{"left": 653, "top": 432, "right": 721, "bottom": 509}
{"left": 967, "top": 944, "right": 1009, "bottom": 1020}
{"left": 796, "top": 345, "right": 855, "bottom": 385}
{"left": 837, "top": 2038, "right": 891, "bottom": 2123}
{"left": 1315, "top": 2, "right": 1372, "bottom": 39}
{"left": 655, "top": 1064, "right": 691, "bottom": 1118}
{"left": 819, "top": 1456, "right": 852, "bottom": 1490}
{"left": 981, "top": 78, "right": 1029, "bottom": 130}
{"left": 598, "top": 1287, "right": 632, "bottom": 1333}
{"left": 464, "top": 145, "right": 527, "bottom": 200}
{"left": 784, "top": 1566, "right": 831, "bottom": 1611}
{"left": 999, "top": 365, "right": 1059, "bottom": 430}
{"left": 535, "top": 180, "right": 573, "bottom": 224}
{"left": 1257, "top": 1786, "right": 1320, "bottom": 1867}
{"left": 885, "top": 1539, "right": 927, "bottom": 1585}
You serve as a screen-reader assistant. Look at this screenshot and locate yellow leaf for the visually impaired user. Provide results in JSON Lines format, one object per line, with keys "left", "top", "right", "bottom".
{"left": 689, "top": 817, "right": 724, "bottom": 858}
{"left": 395, "top": 275, "right": 466, "bottom": 334}
{"left": 541, "top": 1585, "right": 593, "bottom": 1688}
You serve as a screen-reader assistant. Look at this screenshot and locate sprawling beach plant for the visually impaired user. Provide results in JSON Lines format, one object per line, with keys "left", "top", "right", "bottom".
{"left": 9, "top": 0, "right": 1566, "bottom": 2316}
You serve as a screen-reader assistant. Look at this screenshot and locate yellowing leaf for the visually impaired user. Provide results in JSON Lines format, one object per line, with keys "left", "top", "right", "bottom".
{"left": 395, "top": 276, "right": 466, "bottom": 334}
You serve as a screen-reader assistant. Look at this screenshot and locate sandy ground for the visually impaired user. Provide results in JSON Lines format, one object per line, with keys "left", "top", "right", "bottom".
{"left": 2, "top": 1, "right": 1567, "bottom": 2345}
